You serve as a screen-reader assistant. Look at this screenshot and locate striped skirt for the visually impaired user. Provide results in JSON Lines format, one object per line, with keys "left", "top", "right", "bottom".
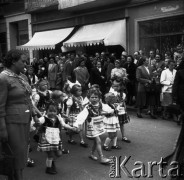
{"left": 103, "top": 116, "right": 120, "bottom": 132}
{"left": 37, "top": 133, "right": 62, "bottom": 152}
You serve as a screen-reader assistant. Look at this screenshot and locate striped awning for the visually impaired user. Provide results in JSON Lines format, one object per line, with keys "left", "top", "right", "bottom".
{"left": 17, "top": 27, "right": 74, "bottom": 50}
{"left": 63, "top": 19, "right": 126, "bottom": 48}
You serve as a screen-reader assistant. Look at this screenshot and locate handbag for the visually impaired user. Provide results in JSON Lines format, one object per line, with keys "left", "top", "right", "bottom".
{"left": 0, "top": 142, "right": 15, "bottom": 180}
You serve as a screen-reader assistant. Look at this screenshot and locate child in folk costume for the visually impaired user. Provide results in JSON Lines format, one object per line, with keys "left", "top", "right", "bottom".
{"left": 103, "top": 92, "right": 121, "bottom": 151}
{"left": 36, "top": 79, "right": 52, "bottom": 112}
{"left": 110, "top": 77, "right": 131, "bottom": 143}
{"left": 66, "top": 84, "right": 88, "bottom": 147}
{"left": 37, "top": 103, "right": 75, "bottom": 174}
{"left": 73, "top": 88, "right": 113, "bottom": 164}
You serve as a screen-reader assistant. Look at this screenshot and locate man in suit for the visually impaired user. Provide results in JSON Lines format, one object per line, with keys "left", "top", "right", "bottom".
{"left": 90, "top": 60, "right": 106, "bottom": 96}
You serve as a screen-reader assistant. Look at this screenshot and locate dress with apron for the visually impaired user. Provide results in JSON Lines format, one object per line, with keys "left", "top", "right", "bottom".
{"left": 37, "top": 116, "right": 62, "bottom": 152}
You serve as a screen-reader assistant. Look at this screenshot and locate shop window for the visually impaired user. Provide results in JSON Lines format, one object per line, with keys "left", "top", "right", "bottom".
{"left": 139, "top": 15, "right": 184, "bottom": 57}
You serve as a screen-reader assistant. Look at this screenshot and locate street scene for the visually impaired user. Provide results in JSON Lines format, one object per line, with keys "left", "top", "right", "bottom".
{"left": 24, "top": 111, "right": 180, "bottom": 180}
{"left": 0, "top": 0, "right": 184, "bottom": 180}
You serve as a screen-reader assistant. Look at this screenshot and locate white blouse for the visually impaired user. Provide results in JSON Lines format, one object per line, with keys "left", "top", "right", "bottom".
{"left": 160, "top": 68, "right": 177, "bottom": 93}
{"left": 73, "top": 103, "right": 114, "bottom": 128}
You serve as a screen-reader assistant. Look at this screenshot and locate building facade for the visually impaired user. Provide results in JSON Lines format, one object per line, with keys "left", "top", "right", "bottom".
{"left": 0, "top": 0, "right": 184, "bottom": 59}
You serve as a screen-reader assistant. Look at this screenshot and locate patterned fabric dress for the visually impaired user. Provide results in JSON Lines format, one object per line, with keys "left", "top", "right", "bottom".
{"left": 85, "top": 103, "right": 106, "bottom": 138}
{"left": 103, "top": 104, "right": 120, "bottom": 132}
{"left": 37, "top": 116, "right": 62, "bottom": 152}
{"left": 67, "top": 96, "right": 83, "bottom": 127}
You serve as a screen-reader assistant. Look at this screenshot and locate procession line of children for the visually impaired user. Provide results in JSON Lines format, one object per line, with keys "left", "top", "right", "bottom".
{"left": 30, "top": 77, "right": 130, "bottom": 174}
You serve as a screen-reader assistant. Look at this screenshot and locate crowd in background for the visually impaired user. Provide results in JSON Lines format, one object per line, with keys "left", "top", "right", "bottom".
{"left": 1, "top": 43, "right": 183, "bottom": 120}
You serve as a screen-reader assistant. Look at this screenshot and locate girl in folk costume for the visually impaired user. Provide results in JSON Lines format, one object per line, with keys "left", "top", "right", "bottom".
{"left": 37, "top": 103, "right": 75, "bottom": 174}
{"left": 66, "top": 83, "right": 88, "bottom": 147}
{"left": 36, "top": 79, "right": 52, "bottom": 112}
{"left": 109, "top": 77, "right": 131, "bottom": 143}
{"left": 73, "top": 88, "right": 113, "bottom": 164}
{"left": 103, "top": 92, "right": 121, "bottom": 151}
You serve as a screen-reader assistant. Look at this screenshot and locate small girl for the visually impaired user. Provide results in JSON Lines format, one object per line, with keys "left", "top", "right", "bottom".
{"left": 37, "top": 103, "right": 75, "bottom": 174}
{"left": 110, "top": 77, "right": 131, "bottom": 143}
{"left": 73, "top": 88, "right": 113, "bottom": 164}
{"left": 66, "top": 84, "right": 88, "bottom": 147}
{"left": 103, "top": 92, "right": 121, "bottom": 151}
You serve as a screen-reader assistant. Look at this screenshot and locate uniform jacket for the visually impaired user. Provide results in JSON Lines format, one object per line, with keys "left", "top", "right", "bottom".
{"left": 0, "top": 71, "right": 32, "bottom": 124}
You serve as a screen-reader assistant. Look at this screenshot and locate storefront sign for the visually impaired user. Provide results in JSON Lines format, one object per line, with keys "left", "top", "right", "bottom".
{"left": 161, "top": 5, "right": 179, "bottom": 12}
{"left": 58, "top": 0, "right": 96, "bottom": 9}
{"left": 25, "top": 0, "right": 58, "bottom": 11}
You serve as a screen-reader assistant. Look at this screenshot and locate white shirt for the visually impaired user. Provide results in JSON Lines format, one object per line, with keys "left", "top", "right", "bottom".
{"left": 160, "top": 68, "right": 177, "bottom": 93}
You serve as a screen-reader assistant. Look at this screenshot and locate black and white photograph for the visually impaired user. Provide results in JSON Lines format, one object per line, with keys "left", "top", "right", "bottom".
{"left": 0, "top": 0, "right": 184, "bottom": 180}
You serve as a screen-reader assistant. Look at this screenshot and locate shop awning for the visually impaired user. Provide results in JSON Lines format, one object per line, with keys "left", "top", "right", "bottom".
{"left": 63, "top": 19, "right": 126, "bottom": 48}
{"left": 17, "top": 27, "right": 74, "bottom": 50}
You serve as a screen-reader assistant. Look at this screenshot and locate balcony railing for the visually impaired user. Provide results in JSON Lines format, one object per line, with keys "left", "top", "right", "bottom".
{"left": 25, "top": 0, "right": 58, "bottom": 12}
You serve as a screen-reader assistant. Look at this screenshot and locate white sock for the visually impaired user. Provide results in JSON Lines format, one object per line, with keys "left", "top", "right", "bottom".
{"left": 46, "top": 158, "right": 53, "bottom": 167}
{"left": 112, "top": 137, "right": 117, "bottom": 146}
{"left": 104, "top": 137, "right": 111, "bottom": 147}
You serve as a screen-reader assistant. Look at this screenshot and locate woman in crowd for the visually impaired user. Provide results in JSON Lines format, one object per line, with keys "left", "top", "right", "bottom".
{"left": 136, "top": 57, "right": 152, "bottom": 118}
{"left": 0, "top": 49, "right": 38, "bottom": 180}
{"left": 124, "top": 55, "right": 137, "bottom": 106}
{"left": 48, "top": 56, "right": 58, "bottom": 90}
{"left": 160, "top": 60, "right": 176, "bottom": 119}
{"left": 56, "top": 63, "right": 65, "bottom": 91}
{"left": 73, "top": 57, "right": 90, "bottom": 97}
{"left": 111, "top": 59, "right": 128, "bottom": 83}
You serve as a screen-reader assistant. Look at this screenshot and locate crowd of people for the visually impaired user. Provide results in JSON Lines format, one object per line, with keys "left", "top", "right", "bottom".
{"left": 0, "top": 44, "right": 184, "bottom": 179}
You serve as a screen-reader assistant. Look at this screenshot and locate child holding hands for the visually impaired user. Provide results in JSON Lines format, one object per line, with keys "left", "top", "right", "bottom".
{"left": 73, "top": 88, "right": 113, "bottom": 164}
{"left": 37, "top": 103, "right": 75, "bottom": 174}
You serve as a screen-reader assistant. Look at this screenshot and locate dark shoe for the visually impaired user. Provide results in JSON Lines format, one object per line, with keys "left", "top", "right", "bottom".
{"left": 45, "top": 167, "right": 57, "bottom": 174}
{"left": 52, "top": 161, "right": 56, "bottom": 171}
{"left": 80, "top": 142, "right": 88, "bottom": 148}
{"left": 111, "top": 145, "right": 121, "bottom": 150}
{"left": 122, "top": 137, "right": 131, "bottom": 143}
{"left": 62, "top": 149, "right": 70, "bottom": 154}
{"left": 102, "top": 145, "right": 111, "bottom": 151}
{"left": 137, "top": 113, "right": 143, "bottom": 118}
{"left": 68, "top": 139, "right": 77, "bottom": 145}
{"left": 27, "top": 158, "right": 35, "bottom": 167}
{"left": 150, "top": 114, "right": 157, "bottom": 119}
{"left": 145, "top": 111, "right": 151, "bottom": 115}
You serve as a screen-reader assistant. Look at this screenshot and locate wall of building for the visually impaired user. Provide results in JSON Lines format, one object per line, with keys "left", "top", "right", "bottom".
{"left": 127, "top": 0, "right": 184, "bottom": 55}
{"left": 31, "top": 7, "right": 126, "bottom": 33}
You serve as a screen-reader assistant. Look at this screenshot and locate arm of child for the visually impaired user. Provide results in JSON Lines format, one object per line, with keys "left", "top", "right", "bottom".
{"left": 57, "top": 114, "right": 74, "bottom": 130}
{"left": 101, "top": 103, "right": 114, "bottom": 115}
{"left": 73, "top": 107, "right": 89, "bottom": 128}
{"left": 38, "top": 116, "right": 45, "bottom": 124}
{"left": 66, "top": 97, "right": 73, "bottom": 117}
